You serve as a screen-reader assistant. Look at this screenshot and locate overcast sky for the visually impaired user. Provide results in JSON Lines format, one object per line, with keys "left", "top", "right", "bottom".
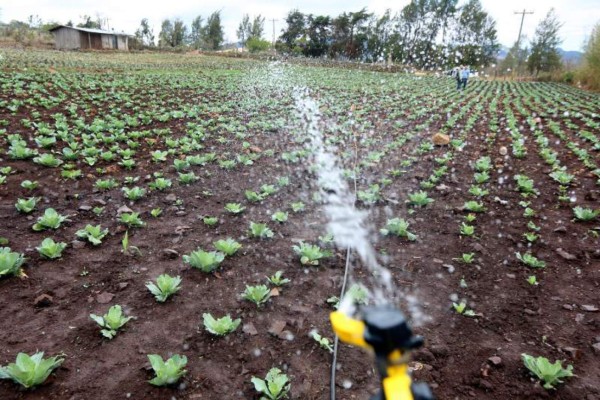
{"left": 1, "top": 0, "right": 598, "bottom": 50}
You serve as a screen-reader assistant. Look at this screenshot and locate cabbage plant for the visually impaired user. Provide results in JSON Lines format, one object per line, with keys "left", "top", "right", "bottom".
{"left": 147, "top": 354, "right": 187, "bottom": 386}
{"left": 251, "top": 368, "right": 290, "bottom": 400}
{"left": 0, "top": 247, "right": 25, "bottom": 277}
{"left": 90, "top": 305, "right": 132, "bottom": 339}
{"left": 36, "top": 238, "right": 67, "bottom": 259}
{"left": 0, "top": 352, "right": 64, "bottom": 388}
{"left": 203, "top": 313, "right": 241, "bottom": 336}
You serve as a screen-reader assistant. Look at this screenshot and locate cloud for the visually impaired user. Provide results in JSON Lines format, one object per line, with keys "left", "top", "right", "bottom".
{"left": 2, "top": 0, "right": 597, "bottom": 50}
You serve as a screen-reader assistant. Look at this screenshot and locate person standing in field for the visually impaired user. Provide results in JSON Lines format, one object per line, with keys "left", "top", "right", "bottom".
{"left": 460, "top": 65, "right": 470, "bottom": 90}
{"left": 454, "top": 66, "right": 461, "bottom": 90}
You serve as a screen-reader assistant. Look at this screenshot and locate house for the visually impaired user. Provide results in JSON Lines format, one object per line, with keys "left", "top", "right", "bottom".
{"left": 49, "top": 25, "right": 131, "bottom": 51}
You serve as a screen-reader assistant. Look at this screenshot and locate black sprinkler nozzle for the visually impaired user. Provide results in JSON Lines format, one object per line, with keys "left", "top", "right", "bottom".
{"left": 362, "top": 306, "right": 424, "bottom": 355}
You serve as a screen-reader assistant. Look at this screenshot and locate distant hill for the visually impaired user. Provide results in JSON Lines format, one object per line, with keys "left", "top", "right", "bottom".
{"left": 559, "top": 49, "right": 583, "bottom": 63}
{"left": 497, "top": 45, "right": 583, "bottom": 64}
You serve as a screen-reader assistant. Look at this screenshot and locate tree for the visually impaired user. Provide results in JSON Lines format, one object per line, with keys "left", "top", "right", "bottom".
{"left": 527, "top": 9, "right": 563, "bottom": 75}
{"left": 190, "top": 16, "right": 204, "bottom": 49}
{"left": 304, "top": 15, "right": 330, "bottom": 57}
{"left": 328, "top": 8, "right": 372, "bottom": 59}
{"left": 158, "top": 18, "right": 187, "bottom": 47}
{"left": 250, "top": 15, "right": 265, "bottom": 40}
{"left": 501, "top": 41, "right": 529, "bottom": 75}
{"left": 158, "top": 19, "right": 174, "bottom": 47}
{"left": 172, "top": 19, "right": 187, "bottom": 47}
{"left": 135, "top": 18, "right": 155, "bottom": 47}
{"left": 396, "top": 0, "right": 460, "bottom": 68}
{"left": 346, "top": 8, "right": 372, "bottom": 59}
{"left": 201, "top": 11, "right": 224, "bottom": 50}
{"left": 237, "top": 14, "right": 251, "bottom": 45}
{"left": 77, "top": 15, "right": 102, "bottom": 29}
{"left": 280, "top": 10, "right": 306, "bottom": 51}
{"left": 451, "top": 0, "right": 499, "bottom": 67}
{"left": 577, "top": 22, "right": 600, "bottom": 90}
{"left": 364, "top": 10, "right": 396, "bottom": 63}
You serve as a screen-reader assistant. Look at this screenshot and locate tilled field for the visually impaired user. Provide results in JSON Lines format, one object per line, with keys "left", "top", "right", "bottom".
{"left": 0, "top": 50, "right": 599, "bottom": 399}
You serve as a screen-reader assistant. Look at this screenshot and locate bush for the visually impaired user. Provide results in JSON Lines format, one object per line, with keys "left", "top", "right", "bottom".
{"left": 577, "top": 22, "right": 600, "bottom": 91}
{"left": 246, "top": 37, "right": 270, "bottom": 53}
{"left": 562, "top": 71, "right": 575, "bottom": 84}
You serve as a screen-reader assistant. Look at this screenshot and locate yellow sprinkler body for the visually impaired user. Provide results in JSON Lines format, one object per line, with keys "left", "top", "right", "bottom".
{"left": 330, "top": 307, "right": 434, "bottom": 400}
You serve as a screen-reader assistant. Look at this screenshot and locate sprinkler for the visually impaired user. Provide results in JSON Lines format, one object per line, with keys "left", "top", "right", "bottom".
{"left": 330, "top": 306, "right": 434, "bottom": 400}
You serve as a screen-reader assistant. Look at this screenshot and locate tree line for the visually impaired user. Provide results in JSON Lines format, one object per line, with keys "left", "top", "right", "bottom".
{"left": 276, "top": 0, "right": 500, "bottom": 69}
{"left": 135, "top": 11, "right": 270, "bottom": 52}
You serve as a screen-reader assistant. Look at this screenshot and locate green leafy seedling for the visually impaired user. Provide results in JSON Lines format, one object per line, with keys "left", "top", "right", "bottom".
{"left": 76, "top": 224, "right": 109, "bottom": 246}
{"left": 245, "top": 190, "right": 265, "bottom": 202}
{"left": 120, "top": 212, "right": 145, "bottom": 228}
{"left": 524, "top": 232, "right": 539, "bottom": 243}
{"left": 122, "top": 186, "right": 146, "bottom": 201}
{"left": 203, "top": 313, "right": 241, "bottom": 336}
{"left": 146, "top": 274, "right": 182, "bottom": 302}
{"left": 0, "top": 352, "right": 64, "bottom": 388}
{"left": 224, "top": 203, "right": 245, "bottom": 214}
{"left": 292, "top": 242, "right": 331, "bottom": 266}
{"left": 311, "top": 331, "right": 333, "bottom": 353}
{"left": 251, "top": 368, "right": 291, "bottom": 400}
{"left": 452, "top": 302, "right": 476, "bottom": 317}
{"left": 380, "top": 218, "right": 417, "bottom": 241}
{"left": 0, "top": 247, "right": 25, "bottom": 277}
{"left": 407, "top": 191, "right": 434, "bottom": 207}
{"left": 290, "top": 202, "right": 305, "bottom": 212}
{"left": 454, "top": 253, "right": 475, "bottom": 264}
{"left": 521, "top": 354, "right": 573, "bottom": 389}
{"left": 463, "top": 201, "right": 486, "bottom": 213}
{"left": 90, "top": 305, "right": 133, "bottom": 339}
{"left": 345, "top": 284, "right": 369, "bottom": 305}
{"left": 242, "top": 285, "right": 271, "bottom": 307}
{"left": 36, "top": 238, "right": 67, "bottom": 259}
{"left": 460, "top": 223, "right": 475, "bottom": 237}
{"left": 464, "top": 213, "right": 476, "bottom": 222}
{"left": 249, "top": 222, "right": 274, "bottom": 239}
{"left": 267, "top": 271, "right": 290, "bottom": 287}
{"left": 15, "top": 197, "right": 40, "bottom": 214}
{"left": 20, "top": 180, "right": 38, "bottom": 190}
{"left": 516, "top": 252, "right": 546, "bottom": 268}
{"left": 32, "top": 208, "right": 69, "bottom": 231}
{"left": 213, "top": 238, "right": 242, "bottom": 256}
{"left": 183, "top": 248, "right": 224, "bottom": 273}
{"left": 271, "top": 211, "right": 289, "bottom": 223}
{"left": 572, "top": 206, "right": 599, "bottom": 221}
{"left": 147, "top": 354, "right": 187, "bottom": 386}
{"left": 203, "top": 216, "right": 218, "bottom": 226}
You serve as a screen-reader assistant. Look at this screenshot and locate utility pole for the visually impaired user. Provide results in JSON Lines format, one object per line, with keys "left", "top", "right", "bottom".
{"left": 512, "top": 9, "right": 533, "bottom": 79}
{"left": 269, "top": 18, "right": 278, "bottom": 46}
{"left": 514, "top": 9, "right": 534, "bottom": 49}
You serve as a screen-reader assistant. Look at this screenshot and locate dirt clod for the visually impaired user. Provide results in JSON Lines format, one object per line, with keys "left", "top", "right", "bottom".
{"left": 432, "top": 133, "right": 450, "bottom": 146}
{"left": 96, "top": 292, "right": 115, "bottom": 304}
{"left": 34, "top": 294, "right": 53, "bottom": 308}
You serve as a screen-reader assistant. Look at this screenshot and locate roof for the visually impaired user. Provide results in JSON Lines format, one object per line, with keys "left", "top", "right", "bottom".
{"left": 49, "top": 25, "right": 133, "bottom": 36}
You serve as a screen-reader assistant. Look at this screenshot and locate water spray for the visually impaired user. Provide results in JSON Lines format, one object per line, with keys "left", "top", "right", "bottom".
{"left": 290, "top": 70, "right": 433, "bottom": 400}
